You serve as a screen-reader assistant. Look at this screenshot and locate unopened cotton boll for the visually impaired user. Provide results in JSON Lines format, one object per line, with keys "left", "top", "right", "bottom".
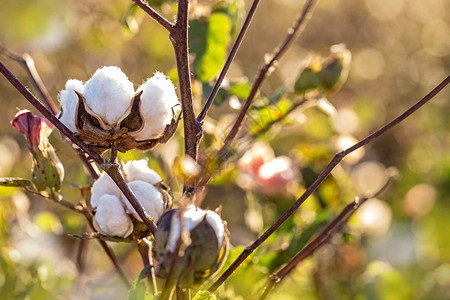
{"left": 58, "top": 79, "right": 85, "bottom": 133}
{"left": 83, "top": 66, "right": 135, "bottom": 126}
{"left": 90, "top": 171, "right": 121, "bottom": 209}
{"left": 121, "top": 180, "right": 164, "bottom": 222}
{"left": 93, "top": 194, "right": 133, "bottom": 238}
{"left": 133, "top": 73, "right": 180, "bottom": 141}
{"left": 123, "top": 159, "right": 162, "bottom": 185}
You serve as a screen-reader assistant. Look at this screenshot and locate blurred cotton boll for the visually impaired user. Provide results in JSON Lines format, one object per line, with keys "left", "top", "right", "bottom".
{"left": 257, "top": 156, "right": 299, "bottom": 195}
{"left": 83, "top": 66, "right": 135, "bottom": 126}
{"left": 238, "top": 142, "right": 275, "bottom": 176}
{"left": 351, "top": 161, "right": 387, "bottom": 194}
{"left": 356, "top": 198, "right": 392, "bottom": 236}
{"left": 403, "top": 183, "right": 437, "bottom": 219}
{"left": 333, "top": 134, "right": 365, "bottom": 164}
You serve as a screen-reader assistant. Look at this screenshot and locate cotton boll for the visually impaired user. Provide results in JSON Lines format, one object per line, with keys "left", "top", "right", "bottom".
{"left": 133, "top": 72, "right": 180, "bottom": 141}
{"left": 90, "top": 171, "right": 121, "bottom": 208}
{"left": 123, "top": 159, "right": 162, "bottom": 185}
{"left": 121, "top": 180, "right": 164, "bottom": 222}
{"left": 93, "top": 194, "right": 133, "bottom": 238}
{"left": 83, "top": 66, "right": 135, "bottom": 126}
{"left": 58, "top": 79, "right": 85, "bottom": 133}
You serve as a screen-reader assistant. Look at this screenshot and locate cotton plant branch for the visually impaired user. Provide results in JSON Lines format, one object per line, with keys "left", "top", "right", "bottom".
{"left": 208, "top": 75, "right": 450, "bottom": 292}
{"left": 131, "top": 0, "right": 174, "bottom": 32}
{"left": 218, "top": 0, "right": 319, "bottom": 159}
{"left": 197, "top": 0, "right": 262, "bottom": 122}
{"left": 259, "top": 172, "right": 396, "bottom": 300}
{"left": 0, "top": 48, "right": 100, "bottom": 179}
{"left": 0, "top": 59, "right": 157, "bottom": 234}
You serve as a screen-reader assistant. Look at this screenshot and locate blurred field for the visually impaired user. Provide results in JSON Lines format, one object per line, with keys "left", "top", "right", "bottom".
{"left": 0, "top": 0, "right": 449, "bottom": 299}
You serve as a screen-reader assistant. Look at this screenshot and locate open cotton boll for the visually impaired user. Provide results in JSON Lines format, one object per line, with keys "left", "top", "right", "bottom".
{"left": 166, "top": 205, "right": 225, "bottom": 252}
{"left": 90, "top": 171, "right": 121, "bottom": 208}
{"left": 133, "top": 73, "right": 180, "bottom": 141}
{"left": 121, "top": 180, "right": 164, "bottom": 222}
{"left": 123, "top": 159, "right": 162, "bottom": 185}
{"left": 93, "top": 194, "right": 134, "bottom": 238}
{"left": 83, "top": 66, "right": 135, "bottom": 126}
{"left": 58, "top": 79, "right": 85, "bottom": 133}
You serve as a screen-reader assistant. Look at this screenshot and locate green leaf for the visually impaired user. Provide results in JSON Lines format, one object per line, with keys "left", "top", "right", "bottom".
{"left": 192, "top": 290, "right": 217, "bottom": 300}
{"left": 121, "top": 3, "right": 141, "bottom": 36}
{"left": 202, "top": 82, "right": 229, "bottom": 106}
{"left": 128, "top": 265, "right": 154, "bottom": 300}
{"left": 228, "top": 82, "right": 252, "bottom": 100}
{"left": 0, "top": 177, "right": 31, "bottom": 187}
{"left": 192, "top": 13, "right": 232, "bottom": 82}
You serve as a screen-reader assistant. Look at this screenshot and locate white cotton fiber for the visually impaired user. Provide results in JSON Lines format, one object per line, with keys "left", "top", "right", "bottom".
{"left": 121, "top": 180, "right": 164, "bottom": 222}
{"left": 83, "top": 66, "right": 135, "bottom": 126}
{"left": 133, "top": 72, "right": 180, "bottom": 141}
{"left": 90, "top": 171, "right": 121, "bottom": 208}
{"left": 58, "top": 79, "right": 85, "bottom": 133}
{"left": 93, "top": 194, "right": 133, "bottom": 238}
{"left": 123, "top": 159, "right": 162, "bottom": 185}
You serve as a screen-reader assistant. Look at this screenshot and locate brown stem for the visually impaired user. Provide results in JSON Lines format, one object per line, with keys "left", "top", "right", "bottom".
{"left": 137, "top": 239, "right": 158, "bottom": 293}
{"left": 176, "top": 285, "right": 189, "bottom": 300}
{"left": 259, "top": 176, "right": 394, "bottom": 300}
{"left": 197, "top": 0, "right": 262, "bottom": 122}
{"left": 0, "top": 59, "right": 157, "bottom": 233}
{"left": 208, "top": 75, "right": 450, "bottom": 292}
{"left": 132, "top": 0, "right": 174, "bottom": 32}
{"left": 0, "top": 48, "right": 58, "bottom": 114}
{"left": 218, "top": 0, "right": 318, "bottom": 157}
{"left": 170, "top": 0, "right": 201, "bottom": 195}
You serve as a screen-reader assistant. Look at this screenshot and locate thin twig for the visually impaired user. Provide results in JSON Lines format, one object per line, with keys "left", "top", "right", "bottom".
{"left": 131, "top": 0, "right": 174, "bottom": 32}
{"left": 0, "top": 59, "right": 157, "bottom": 234}
{"left": 218, "top": 0, "right": 319, "bottom": 157}
{"left": 197, "top": 0, "right": 262, "bottom": 122}
{"left": 0, "top": 47, "right": 58, "bottom": 114}
{"left": 259, "top": 176, "right": 394, "bottom": 300}
{"left": 208, "top": 75, "right": 450, "bottom": 292}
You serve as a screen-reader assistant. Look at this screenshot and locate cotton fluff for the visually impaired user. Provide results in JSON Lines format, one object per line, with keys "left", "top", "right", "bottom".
{"left": 134, "top": 73, "right": 180, "bottom": 141}
{"left": 166, "top": 205, "right": 225, "bottom": 252}
{"left": 121, "top": 180, "right": 164, "bottom": 222}
{"left": 90, "top": 171, "right": 121, "bottom": 209}
{"left": 58, "top": 79, "right": 85, "bottom": 133}
{"left": 83, "top": 66, "right": 135, "bottom": 126}
{"left": 93, "top": 194, "right": 133, "bottom": 238}
{"left": 123, "top": 159, "right": 162, "bottom": 185}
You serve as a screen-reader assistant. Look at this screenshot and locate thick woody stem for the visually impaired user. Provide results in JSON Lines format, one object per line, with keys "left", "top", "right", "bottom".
{"left": 208, "top": 75, "right": 450, "bottom": 292}
{"left": 170, "top": 0, "right": 201, "bottom": 196}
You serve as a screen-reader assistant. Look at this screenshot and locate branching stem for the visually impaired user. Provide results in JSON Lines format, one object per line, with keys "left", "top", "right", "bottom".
{"left": 131, "top": 0, "right": 174, "bottom": 32}
{"left": 208, "top": 75, "right": 450, "bottom": 292}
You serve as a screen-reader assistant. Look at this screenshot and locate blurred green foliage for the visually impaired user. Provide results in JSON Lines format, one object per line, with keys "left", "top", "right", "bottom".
{"left": 0, "top": 0, "right": 449, "bottom": 299}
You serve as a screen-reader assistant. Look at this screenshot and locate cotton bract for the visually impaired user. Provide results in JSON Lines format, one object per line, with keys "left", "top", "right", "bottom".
{"left": 154, "top": 204, "right": 229, "bottom": 288}
{"left": 90, "top": 160, "right": 169, "bottom": 238}
{"left": 57, "top": 66, "right": 180, "bottom": 153}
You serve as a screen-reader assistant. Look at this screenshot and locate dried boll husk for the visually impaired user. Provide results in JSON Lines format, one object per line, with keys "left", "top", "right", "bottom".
{"left": 153, "top": 205, "right": 229, "bottom": 288}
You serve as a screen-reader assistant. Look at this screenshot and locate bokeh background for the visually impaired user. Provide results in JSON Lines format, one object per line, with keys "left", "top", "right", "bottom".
{"left": 0, "top": 0, "right": 449, "bottom": 299}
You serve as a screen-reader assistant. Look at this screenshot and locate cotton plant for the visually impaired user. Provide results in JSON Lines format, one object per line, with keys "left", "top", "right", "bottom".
{"left": 91, "top": 159, "right": 171, "bottom": 238}
{"left": 58, "top": 66, "right": 181, "bottom": 153}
